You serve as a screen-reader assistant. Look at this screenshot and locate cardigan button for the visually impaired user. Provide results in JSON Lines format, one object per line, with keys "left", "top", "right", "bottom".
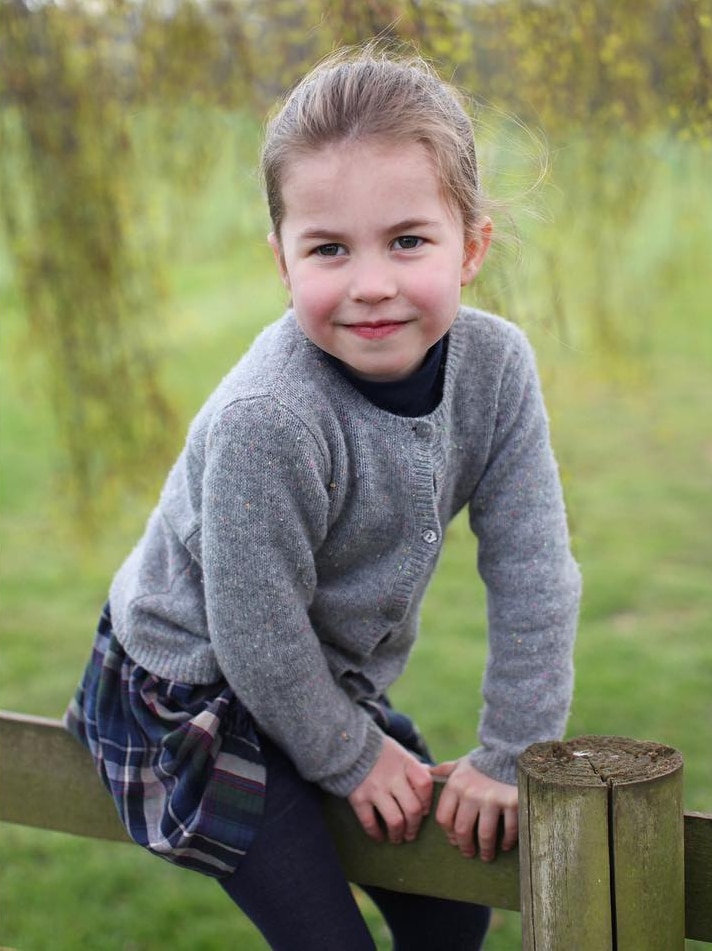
{"left": 421, "top": 528, "right": 438, "bottom": 544}
{"left": 413, "top": 422, "right": 431, "bottom": 439}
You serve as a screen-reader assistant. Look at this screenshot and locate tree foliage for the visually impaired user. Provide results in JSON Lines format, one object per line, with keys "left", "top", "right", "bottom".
{"left": 0, "top": 0, "right": 710, "bottom": 521}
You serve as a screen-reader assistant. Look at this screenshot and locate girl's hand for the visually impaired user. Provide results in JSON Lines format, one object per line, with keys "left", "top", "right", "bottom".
{"left": 431, "top": 758, "right": 518, "bottom": 862}
{"left": 347, "top": 736, "right": 434, "bottom": 845}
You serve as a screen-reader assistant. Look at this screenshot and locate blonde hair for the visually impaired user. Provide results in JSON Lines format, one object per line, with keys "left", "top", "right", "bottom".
{"left": 261, "top": 45, "right": 485, "bottom": 243}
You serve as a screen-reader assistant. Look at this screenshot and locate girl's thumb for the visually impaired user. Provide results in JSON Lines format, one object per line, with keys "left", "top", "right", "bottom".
{"left": 429, "top": 760, "right": 457, "bottom": 778}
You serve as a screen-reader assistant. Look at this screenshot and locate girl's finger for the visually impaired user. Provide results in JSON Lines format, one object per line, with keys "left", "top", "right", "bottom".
{"left": 350, "top": 800, "right": 385, "bottom": 842}
{"left": 501, "top": 805, "right": 519, "bottom": 852}
{"left": 452, "top": 798, "right": 479, "bottom": 859}
{"left": 405, "top": 761, "right": 434, "bottom": 814}
{"left": 434, "top": 781, "right": 458, "bottom": 833}
{"left": 374, "top": 795, "right": 408, "bottom": 845}
{"left": 393, "top": 781, "right": 428, "bottom": 842}
{"left": 474, "top": 805, "right": 500, "bottom": 862}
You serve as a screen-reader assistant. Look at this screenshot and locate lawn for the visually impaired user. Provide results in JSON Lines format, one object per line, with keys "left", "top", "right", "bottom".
{"left": 1, "top": 121, "right": 710, "bottom": 949}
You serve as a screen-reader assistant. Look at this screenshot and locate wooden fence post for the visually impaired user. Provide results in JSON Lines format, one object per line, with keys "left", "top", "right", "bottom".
{"left": 518, "top": 735, "right": 685, "bottom": 951}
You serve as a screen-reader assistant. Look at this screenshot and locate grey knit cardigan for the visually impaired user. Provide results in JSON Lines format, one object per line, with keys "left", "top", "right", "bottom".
{"left": 109, "top": 307, "right": 581, "bottom": 796}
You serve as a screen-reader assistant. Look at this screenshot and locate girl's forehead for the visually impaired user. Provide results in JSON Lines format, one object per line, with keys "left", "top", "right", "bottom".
{"left": 278, "top": 139, "right": 464, "bottom": 234}
{"left": 282, "top": 138, "right": 436, "bottom": 187}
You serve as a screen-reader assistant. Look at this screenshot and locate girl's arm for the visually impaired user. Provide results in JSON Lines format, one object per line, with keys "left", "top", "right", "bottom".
{"left": 444, "top": 327, "right": 581, "bottom": 857}
{"left": 202, "top": 396, "right": 383, "bottom": 797}
{"left": 469, "top": 328, "right": 581, "bottom": 781}
{"left": 203, "top": 397, "right": 436, "bottom": 840}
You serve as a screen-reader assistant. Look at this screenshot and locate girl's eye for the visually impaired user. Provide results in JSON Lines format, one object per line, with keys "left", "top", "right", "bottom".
{"left": 314, "top": 243, "right": 345, "bottom": 257}
{"left": 393, "top": 235, "right": 423, "bottom": 251}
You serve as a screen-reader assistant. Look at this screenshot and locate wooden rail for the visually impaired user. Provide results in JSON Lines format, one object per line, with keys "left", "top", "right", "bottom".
{"left": 1, "top": 711, "right": 711, "bottom": 946}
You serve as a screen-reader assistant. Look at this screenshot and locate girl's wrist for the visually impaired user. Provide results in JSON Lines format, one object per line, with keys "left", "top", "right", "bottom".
{"left": 468, "top": 747, "right": 518, "bottom": 786}
{"left": 318, "top": 718, "right": 384, "bottom": 797}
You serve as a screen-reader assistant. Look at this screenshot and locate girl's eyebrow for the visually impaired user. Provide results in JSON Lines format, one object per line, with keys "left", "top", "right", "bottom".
{"left": 297, "top": 218, "right": 440, "bottom": 242}
{"left": 387, "top": 218, "right": 440, "bottom": 233}
{"left": 297, "top": 228, "right": 345, "bottom": 242}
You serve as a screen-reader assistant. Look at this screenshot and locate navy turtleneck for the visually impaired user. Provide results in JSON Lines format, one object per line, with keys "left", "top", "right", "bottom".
{"left": 325, "top": 335, "right": 448, "bottom": 418}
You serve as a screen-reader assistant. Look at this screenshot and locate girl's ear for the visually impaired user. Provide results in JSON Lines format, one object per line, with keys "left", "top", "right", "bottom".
{"left": 461, "top": 217, "right": 493, "bottom": 287}
{"left": 268, "top": 232, "right": 290, "bottom": 290}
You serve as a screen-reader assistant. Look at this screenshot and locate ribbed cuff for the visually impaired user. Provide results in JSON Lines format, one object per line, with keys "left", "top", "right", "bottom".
{"left": 319, "top": 719, "right": 384, "bottom": 797}
{"left": 468, "top": 746, "right": 519, "bottom": 786}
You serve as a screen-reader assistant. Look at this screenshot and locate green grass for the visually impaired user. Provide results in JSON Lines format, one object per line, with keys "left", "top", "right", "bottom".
{"left": 1, "top": 123, "right": 711, "bottom": 949}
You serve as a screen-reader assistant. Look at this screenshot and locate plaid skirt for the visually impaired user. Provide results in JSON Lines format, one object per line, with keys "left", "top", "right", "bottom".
{"left": 64, "top": 605, "right": 267, "bottom": 878}
{"left": 65, "top": 605, "right": 433, "bottom": 880}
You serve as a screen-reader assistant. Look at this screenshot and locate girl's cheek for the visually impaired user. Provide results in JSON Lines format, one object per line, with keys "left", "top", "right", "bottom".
{"left": 291, "top": 291, "right": 333, "bottom": 336}
{"left": 298, "top": 278, "right": 342, "bottom": 320}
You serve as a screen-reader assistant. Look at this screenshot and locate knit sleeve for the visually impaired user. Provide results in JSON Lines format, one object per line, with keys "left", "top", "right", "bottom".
{"left": 468, "top": 330, "right": 582, "bottom": 784}
{"left": 201, "top": 396, "right": 383, "bottom": 796}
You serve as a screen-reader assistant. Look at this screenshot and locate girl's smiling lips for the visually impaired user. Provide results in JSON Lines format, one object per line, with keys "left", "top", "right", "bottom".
{"left": 342, "top": 320, "right": 409, "bottom": 340}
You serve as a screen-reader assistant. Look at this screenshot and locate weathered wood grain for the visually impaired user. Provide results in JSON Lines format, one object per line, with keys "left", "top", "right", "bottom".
{"left": 686, "top": 811, "right": 712, "bottom": 942}
{"left": 0, "top": 710, "right": 129, "bottom": 842}
{"left": 0, "top": 711, "right": 520, "bottom": 909}
{"left": 611, "top": 756, "right": 685, "bottom": 949}
{"left": 519, "top": 736, "right": 690, "bottom": 950}
{"left": 2, "top": 713, "right": 711, "bottom": 944}
{"left": 321, "top": 785, "right": 520, "bottom": 908}
{"left": 519, "top": 749, "right": 613, "bottom": 950}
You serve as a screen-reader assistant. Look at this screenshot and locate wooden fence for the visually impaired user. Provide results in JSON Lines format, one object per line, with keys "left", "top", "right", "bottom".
{"left": 1, "top": 711, "right": 711, "bottom": 948}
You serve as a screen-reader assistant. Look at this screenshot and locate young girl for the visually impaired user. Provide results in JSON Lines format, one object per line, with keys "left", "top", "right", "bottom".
{"left": 65, "top": 47, "right": 581, "bottom": 950}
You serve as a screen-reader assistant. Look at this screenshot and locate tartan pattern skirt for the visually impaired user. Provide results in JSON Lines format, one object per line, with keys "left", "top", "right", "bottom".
{"left": 64, "top": 605, "right": 267, "bottom": 879}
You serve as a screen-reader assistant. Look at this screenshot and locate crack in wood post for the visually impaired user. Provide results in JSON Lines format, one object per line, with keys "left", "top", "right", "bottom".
{"left": 571, "top": 751, "right": 618, "bottom": 948}
{"left": 518, "top": 735, "right": 685, "bottom": 950}
{"left": 606, "top": 776, "right": 619, "bottom": 951}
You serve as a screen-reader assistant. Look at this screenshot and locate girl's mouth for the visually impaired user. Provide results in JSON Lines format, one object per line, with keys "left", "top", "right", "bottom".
{"left": 345, "top": 322, "right": 406, "bottom": 340}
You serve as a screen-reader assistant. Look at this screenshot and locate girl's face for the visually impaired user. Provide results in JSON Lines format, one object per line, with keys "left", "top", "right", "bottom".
{"left": 269, "top": 139, "right": 490, "bottom": 382}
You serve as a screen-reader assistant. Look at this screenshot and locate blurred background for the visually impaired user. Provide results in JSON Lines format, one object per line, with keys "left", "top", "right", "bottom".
{"left": 1, "top": 0, "right": 711, "bottom": 947}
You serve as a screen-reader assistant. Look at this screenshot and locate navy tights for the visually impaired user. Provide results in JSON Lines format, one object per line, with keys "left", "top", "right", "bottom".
{"left": 220, "top": 737, "right": 490, "bottom": 950}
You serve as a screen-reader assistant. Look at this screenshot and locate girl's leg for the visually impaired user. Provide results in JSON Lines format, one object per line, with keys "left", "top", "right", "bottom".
{"left": 362, "top": 885, "right": 491, "bottom": 951}
{"left": 220, "top": 736, "right": 376, "bottom": 951}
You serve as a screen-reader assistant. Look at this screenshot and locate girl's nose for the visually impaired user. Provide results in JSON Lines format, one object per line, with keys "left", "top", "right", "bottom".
{"left": 348, "top": 257, "right": 398, "bottom": 304}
